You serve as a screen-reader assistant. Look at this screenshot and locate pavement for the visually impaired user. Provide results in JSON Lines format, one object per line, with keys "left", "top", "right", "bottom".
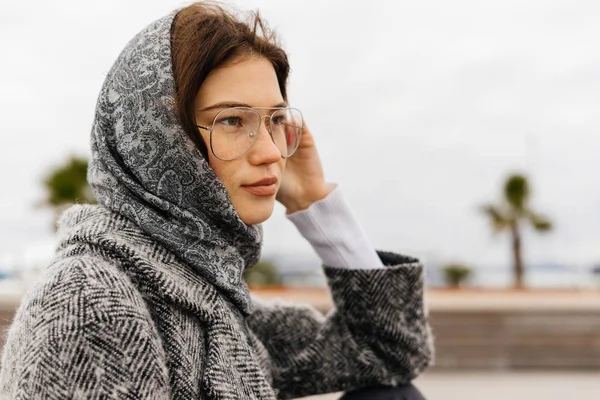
{"left": 298, "top": 371, "right": 600, "bottom": 400}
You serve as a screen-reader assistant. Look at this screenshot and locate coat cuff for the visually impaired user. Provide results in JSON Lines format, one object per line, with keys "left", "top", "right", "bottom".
{"left": 323, "top": 251, "right": 434, "bottom": 381}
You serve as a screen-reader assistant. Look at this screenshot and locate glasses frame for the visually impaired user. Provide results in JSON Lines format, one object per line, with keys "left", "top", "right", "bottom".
{"left": 197, "top": 106, "right": 304, "bottom": 161}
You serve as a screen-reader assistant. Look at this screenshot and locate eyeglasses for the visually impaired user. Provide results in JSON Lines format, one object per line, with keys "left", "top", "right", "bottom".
{"left": 197, "top": 107, "right": 304, "bottom": 161}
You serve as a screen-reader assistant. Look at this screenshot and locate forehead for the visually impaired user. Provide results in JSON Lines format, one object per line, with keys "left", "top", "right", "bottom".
{"left": 195, "top": 56, "right": 284, "bottom": 108}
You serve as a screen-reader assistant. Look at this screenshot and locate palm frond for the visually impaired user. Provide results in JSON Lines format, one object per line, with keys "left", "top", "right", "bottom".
{"left": 527, "top": 211, "right": 553, "bottom": 232}
{"left": 504, "top": 174, "right": 529, "bottom": 211}
{"left": 480, "top": 204, "right": 511, "bottom": 233}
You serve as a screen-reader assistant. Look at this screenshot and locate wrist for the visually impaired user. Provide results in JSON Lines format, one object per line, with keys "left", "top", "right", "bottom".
{"left": 284, "top": 183, "right": 333, "bottom": 214}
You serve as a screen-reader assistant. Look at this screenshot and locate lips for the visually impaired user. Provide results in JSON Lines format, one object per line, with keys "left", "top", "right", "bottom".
{"left": 241, "top": 184, "right": 277, "bottom": 196}
{"left": 243, "top": 177, "right": 278, "bottom": 187}
{"left": 241, "top": 176, "right": 278, "bottom": 196}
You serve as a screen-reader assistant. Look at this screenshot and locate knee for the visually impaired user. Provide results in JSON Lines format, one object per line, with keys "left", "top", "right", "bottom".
{"left": 339, "top": 383, "right": 426, "bottom": 400}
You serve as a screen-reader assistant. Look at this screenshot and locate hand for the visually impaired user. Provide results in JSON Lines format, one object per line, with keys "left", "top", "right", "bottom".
{"left": 276, "top": 123, "right": 333, "bottom": 214}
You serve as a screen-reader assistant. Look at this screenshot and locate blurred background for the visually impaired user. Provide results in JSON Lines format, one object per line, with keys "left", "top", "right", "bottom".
{"left": 1, "top": 0, "right": 599, "bottom": 399}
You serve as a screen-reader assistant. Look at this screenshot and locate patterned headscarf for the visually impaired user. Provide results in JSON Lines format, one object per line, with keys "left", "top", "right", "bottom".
{"left": 87, "top": 11, "right": 263, "bottom": 313}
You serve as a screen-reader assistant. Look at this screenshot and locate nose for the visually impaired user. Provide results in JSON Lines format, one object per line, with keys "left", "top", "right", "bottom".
{"left": 246, "top": 114, "right": 281, "bottom": 165}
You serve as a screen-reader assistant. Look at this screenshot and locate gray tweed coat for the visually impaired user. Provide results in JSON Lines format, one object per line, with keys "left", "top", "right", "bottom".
{"left": 0, "top": 9, "right": 433, "bottom": 400}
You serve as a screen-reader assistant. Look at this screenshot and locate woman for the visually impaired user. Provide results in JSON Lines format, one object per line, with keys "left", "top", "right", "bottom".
{"left": 0, "top": 3, "right": 433, "bottom": 399}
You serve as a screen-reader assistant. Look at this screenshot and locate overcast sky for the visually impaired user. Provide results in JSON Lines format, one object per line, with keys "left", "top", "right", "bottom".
{"left": 1, "top": 0, "right": 599, "bottom": 272}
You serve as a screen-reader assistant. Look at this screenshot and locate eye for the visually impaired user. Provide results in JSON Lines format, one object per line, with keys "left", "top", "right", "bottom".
{"left": 217, "top": 116, "right": 243, "bottom": 127}
{"left": 271, "top": 115, "right": 286, "bottom": 125}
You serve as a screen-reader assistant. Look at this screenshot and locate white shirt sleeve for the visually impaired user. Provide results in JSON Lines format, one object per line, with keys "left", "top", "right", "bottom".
{"left": 285, "top": 183, "right": 385, "bottom": 269}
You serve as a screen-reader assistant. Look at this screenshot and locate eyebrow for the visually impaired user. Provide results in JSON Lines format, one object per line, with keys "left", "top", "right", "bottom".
{"left": 198, "top": 101, "right": 288, "bottom": 112}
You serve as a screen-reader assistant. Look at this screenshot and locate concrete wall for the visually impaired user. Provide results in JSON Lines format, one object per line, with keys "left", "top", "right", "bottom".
{"left": 429, "top": 309, "right": 600, "bottom": 369}
{"left": 0, "top": 305, "right": 16, "bottom": 354}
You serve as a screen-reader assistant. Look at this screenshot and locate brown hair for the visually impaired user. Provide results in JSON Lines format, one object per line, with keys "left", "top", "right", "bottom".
{"left": 171, "top": 2, "right": 290, "bottom": 158}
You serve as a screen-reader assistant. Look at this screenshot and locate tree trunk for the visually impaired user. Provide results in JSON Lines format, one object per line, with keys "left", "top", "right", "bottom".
{"left": 511, "top": 223, "right": 524, "bottom": 289}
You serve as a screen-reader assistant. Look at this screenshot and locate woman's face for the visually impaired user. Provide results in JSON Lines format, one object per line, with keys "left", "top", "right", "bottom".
{"left": 194, "top": 56, "right": 287, "bottom": 225}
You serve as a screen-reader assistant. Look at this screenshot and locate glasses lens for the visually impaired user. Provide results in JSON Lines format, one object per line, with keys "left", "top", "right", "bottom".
{"left": 211, "top": 108, "right": 260, "bottom": 160}
{"left": 270, "top": 108, "right": 303, "bottom": 158}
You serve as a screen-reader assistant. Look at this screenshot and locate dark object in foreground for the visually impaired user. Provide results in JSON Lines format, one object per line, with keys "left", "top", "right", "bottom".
{"left": 339, "top": 384, "right": 426, "bottom": 400}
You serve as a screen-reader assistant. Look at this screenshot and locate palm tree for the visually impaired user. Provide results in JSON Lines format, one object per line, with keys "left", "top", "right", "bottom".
{"left": 243, "top": 259, "right": 282, "bottom": 287}
{"left": 40, "top": 155, "right": 96, "bottom": 230}
{"left": 442, "top": 263, "right": 472, "bottom": 289}
{"left": 481, "top": 174, "right": 552, "bottom": 289}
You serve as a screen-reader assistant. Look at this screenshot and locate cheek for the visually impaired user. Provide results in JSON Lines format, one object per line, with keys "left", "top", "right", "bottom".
{"left": 200, "top": 132, "right": 241, "bottom": 199}
{"left": 208, "top": 156, "right": 239, "bottom": 194}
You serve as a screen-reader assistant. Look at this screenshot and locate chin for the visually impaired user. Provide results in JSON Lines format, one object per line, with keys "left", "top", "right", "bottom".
{"left": 237, "top": 202, "right": 275, "bottom": 225}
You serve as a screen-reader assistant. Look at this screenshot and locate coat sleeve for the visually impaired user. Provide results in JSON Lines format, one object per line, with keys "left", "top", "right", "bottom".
{"left": 0, "top": 258, "right": 172, "bottom": 400}
{"left": 246, "top": 250, "right": 434, "bottom": 399}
